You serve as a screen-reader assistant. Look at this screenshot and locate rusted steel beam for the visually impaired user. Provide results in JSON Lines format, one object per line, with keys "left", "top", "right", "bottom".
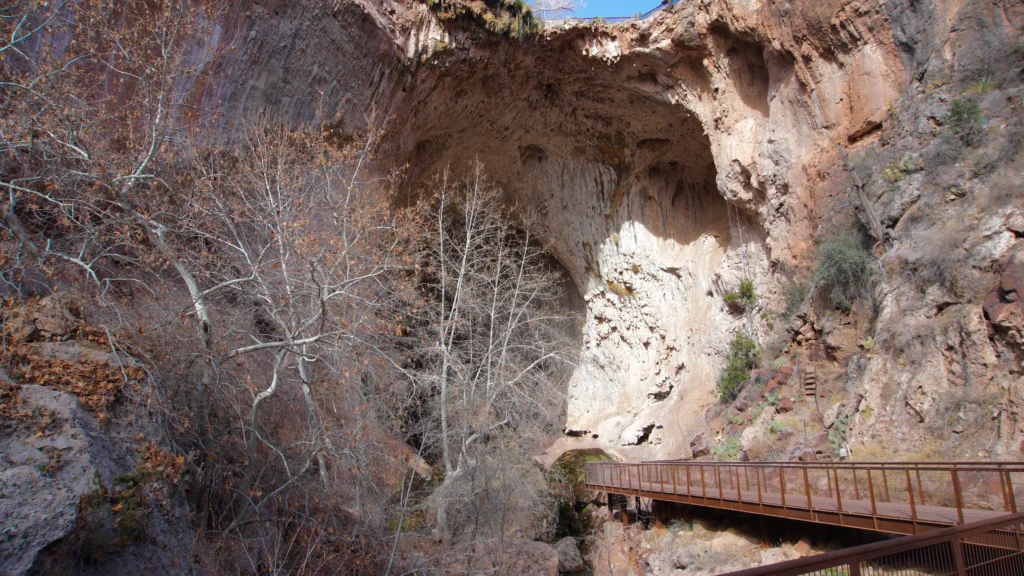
{"left": 720, "top": 512, "right": 1024, "bottom": 576}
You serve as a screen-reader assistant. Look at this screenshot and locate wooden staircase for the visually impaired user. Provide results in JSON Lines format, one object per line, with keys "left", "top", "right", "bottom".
{"left": 802, "top": 364, "right": 817, "bottom": 399}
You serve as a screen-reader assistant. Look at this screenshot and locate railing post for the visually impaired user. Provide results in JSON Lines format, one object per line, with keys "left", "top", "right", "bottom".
{"left": 853, "top": 468, "right": 861, "bottom": 500}
{"left": 1000, "top": 465, "right": 1011, "bottom": 512}
{"left": 736, "top": 466, "right": 742, "bottom": 502}
{"left": 906, "top": 469, "right": 919, "bottom": 533}
{"left": 916, "top": 468, "right": 925, "bottom": 506}
{"left": 881, "top": 467, "right": 890, "bottom": 502}
{"left": 717, "top": 466, "right": 724, "bottom": 501}
{"left": 867, "top": 469, "right": 879, "bottom": 531}
{"left": 804, "top": 466, "right": 814, "bottom": 519}
{"left": 952, "top": 533, "right": 967, "bottom": 575}
{"left": 672, "top": 464, "right": 678, "bottom": 495}
{"left": 834, "top": 467, "right": 844, "bottom": 526}
{"left": 850, "top": 561, "right": 861, "bottom": 576}
{"left": 781, "top": 466, "right": 787, "bottom": 510}
{"left": 686, "top": 465, "right": 692, "bottom": 498}
{"left": 951, "top": 468, "right": 965, "bottom": 525}
{"left": 1007, "top": 470, "right": 1018, "bottom": 513}
{"left": 700, "top": 466, "right": 707, "bottom": 503}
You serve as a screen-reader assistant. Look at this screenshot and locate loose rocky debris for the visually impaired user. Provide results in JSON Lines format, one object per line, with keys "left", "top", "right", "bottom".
{"left": 689, "top": 432, "right": 710, "bottom": 458}
{"left": 588, "top": 516, "right": 827, "bottom": 576}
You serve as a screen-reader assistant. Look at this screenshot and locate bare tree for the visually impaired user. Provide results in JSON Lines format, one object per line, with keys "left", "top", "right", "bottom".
{"left": 400, "top": 163, "right": 576, "bottom": 542}
{"left": 529, "top": 0, "right": 586, "bottom": 19}
{"left": 1, "top": 2, "right": 417, "bottom": 566}
{"left": 2, "top": 2, "right": 581, "bottom": 571}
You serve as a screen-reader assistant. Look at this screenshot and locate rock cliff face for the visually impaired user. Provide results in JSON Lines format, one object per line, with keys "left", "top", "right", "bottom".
{"left": 378, "top": 1, "right": 907, "bottom": 457}
{"left": 186, "top": 0, "right": 1023, "bottom": 459}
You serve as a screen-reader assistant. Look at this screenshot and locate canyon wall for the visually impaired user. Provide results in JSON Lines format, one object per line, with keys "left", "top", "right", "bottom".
{"left": 379, "top": 0, "right": 905, "bottom": 459}
{"left": 188, "top": 0, "right": 1023, "bottom": 460}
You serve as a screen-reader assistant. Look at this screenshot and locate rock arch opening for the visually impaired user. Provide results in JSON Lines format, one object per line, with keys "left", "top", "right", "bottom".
{"left": 387, "top": 39, "right": 742, "bottom": 457}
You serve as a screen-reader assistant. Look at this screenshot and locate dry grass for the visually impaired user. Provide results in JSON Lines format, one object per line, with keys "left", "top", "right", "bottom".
{"left": 853, "top": 442, "right": 895, "bottom": 462}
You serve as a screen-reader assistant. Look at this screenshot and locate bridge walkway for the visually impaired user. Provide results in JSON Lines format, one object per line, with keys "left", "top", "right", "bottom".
{"left": 585, "top": 460, "right": 1024, "bottom": 535}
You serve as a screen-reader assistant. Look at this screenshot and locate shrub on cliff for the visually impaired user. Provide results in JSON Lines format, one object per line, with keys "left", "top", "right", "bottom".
{"left": 813, "top": 234, "right": 873, "bottom": 310}
{"left": 717, "top": 332, "right": 759, "bottom": 403}
{"left": 945, "top": 98, "right": 983, "bottom": 146}
{"left": 723, "top": 279, "right": 757, "bottom": 313}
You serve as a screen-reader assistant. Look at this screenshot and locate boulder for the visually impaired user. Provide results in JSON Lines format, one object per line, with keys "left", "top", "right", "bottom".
{"left": 809, "top": 431, "right": 829, "bottom": 450}
{"left": 794, "top": 537, "right": 813, "bottom": 557}
{"left": 776, "top": 398, "right": 794, "bottom": 413}
{"left": 741, "top": 406, "right": 776, "bottom": 451}
{"left": 1, "top": 378, "right": 196, "bottom": 575}
{"left": 496, "top": 539, "right": 559, "bottom": 575}
{"left": 0, "top": 466, "right": 78, "bottom": 576}
{"left": 797, "top": 449, "right": 818, "bottom": 462}
{"left": 4, "top": 295, "right": 79, "bottom": 343}
{"left": 553, "top": 536, "right": 585, "bottom": 573}
{"left": 734, "top": 397, "right": 749, "bottom": 412}
{"left": 690, "top": 432, "right": 711, "bottom": 458}
{"left": 400, "top": 444, "right": 433, "bottom": 481}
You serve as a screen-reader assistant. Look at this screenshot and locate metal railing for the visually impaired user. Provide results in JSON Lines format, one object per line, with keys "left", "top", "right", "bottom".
{"left": 584, "top": 461, "right": 1024, "bottom": 535}
{"left": 722, "top": 511, "right": 1024, "bottom": 575}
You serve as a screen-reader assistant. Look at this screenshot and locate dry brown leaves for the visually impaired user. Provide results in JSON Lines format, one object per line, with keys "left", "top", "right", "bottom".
{"left": 4, "top": 344, "right": 144, "bottom": 423}
{"left": 0, "top": 374, "right": 29, "bottom": 423}
{"left": 3, "top": 299, "right": 146, "bottom": 423}
{"left": 137, "top": 441, "right": 185, "bottom": 485}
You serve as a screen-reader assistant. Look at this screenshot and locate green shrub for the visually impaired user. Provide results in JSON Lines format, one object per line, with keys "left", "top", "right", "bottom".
{"left": 945, "top": 98, "right": 983, "bottom": 146}
{"left": 813, "top": 234, "right": 872, "bottom": 310}
{"left": 727, "top": 412, "right": 747, "bottom": 426}
{"left": 882, "top": 154, "right": 923, "bottom": 183}
{"left": 716, "top": 332, "right": 759, "bottom": 403}
{"left": 767, "top": 419, "right": 786, "bottom": 437}
{"left": 712, "top": 434, "right": 742, "bottom": 460}
{"left": 783, "top": 281, "right": 809, "bottom": 317}
{"left": 828, "top": 415, "right": 850, "bottom": 453}
{"left": 723, "top": 278, "right": 757, "bottom": 312}
{"left": 752, "top": 403, "right": 766, "bottom": 421}
{"left": 970, "top": 75, "right": 996, "bottom": 94}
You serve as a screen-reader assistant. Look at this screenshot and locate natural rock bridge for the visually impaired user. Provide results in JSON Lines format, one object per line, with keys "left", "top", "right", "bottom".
{"left": 585, "top": 460, "right": 1024, "bottom": 575}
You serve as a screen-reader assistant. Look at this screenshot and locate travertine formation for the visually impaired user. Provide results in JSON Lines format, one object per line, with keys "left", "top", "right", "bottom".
{"left": 90, "top": 0, "right": 1024, "bottom": 458}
